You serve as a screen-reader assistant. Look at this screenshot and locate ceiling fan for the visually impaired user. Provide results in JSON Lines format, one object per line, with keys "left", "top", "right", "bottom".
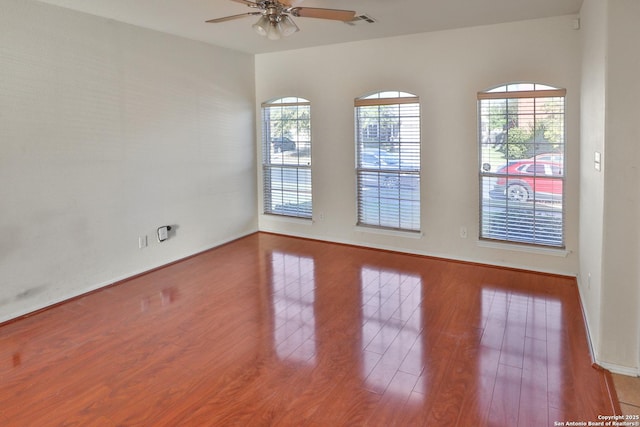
{"left": 206, "top": 0, "right": 356, "bottom": 40}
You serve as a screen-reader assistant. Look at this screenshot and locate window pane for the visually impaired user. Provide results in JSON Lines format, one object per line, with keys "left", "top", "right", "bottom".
{"left": 478, "top": 85, "right": 565, "bottom": 247}
{"left": 356, "top": 170, "right": 420, "bottom": 229}
{"left": 263, "top": 98, "right": 311, "bottom": 219}
{"left": 264, "top": 166, "right": 312, "bottom": 218}
{"left": 356, "top": 92, "right": 420, "bottom": 232}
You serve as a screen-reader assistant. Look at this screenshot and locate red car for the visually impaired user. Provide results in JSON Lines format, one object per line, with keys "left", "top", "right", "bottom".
{"left": 490, "top": 160, "right": 563, "bottom": 202}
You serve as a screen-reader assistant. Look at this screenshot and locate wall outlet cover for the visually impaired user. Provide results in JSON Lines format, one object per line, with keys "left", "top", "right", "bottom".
{"left": 157, "top": 226, "right": 169, "bottom": 242}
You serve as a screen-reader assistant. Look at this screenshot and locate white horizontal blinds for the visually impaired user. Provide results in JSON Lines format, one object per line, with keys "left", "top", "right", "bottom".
{"left": 356, "top": 92, "right": 420, "bottom": 232}
{"left": 262, "top": 97, "right": 312, "bottom": 218}
{"left": 479, "top": 83, "right": 565, "bottom": 247}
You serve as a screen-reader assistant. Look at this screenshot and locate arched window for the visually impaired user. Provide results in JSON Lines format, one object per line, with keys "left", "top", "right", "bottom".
{"left": 355, "top": 91, "right": 421, "bottom": 232}
{"left": 262, "top": 97, "right": 311, "bottom": 218}
{"left": 478, "top": 83, "right": 566, "bottom": 247}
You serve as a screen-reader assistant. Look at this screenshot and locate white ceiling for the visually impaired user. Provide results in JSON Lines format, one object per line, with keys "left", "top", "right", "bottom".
{"left": 36, "top": 0, "right": 584, "bottom": 54}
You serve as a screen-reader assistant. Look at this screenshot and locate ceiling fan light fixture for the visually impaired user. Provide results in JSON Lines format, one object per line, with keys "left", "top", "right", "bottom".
{"left": 266, "top": 20, "right": 283, "bottom": 40}
{"left": 280, "top": 15, "right": 299, "bottom": 37}
{"left": 252, "top": 14, "right": 270, "bottom": 36}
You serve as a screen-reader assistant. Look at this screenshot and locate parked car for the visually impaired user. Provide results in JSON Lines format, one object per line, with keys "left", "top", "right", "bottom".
{"left": 360, "top": 150, "right": 420, "bottom": 170}
{"left": 361, "top": 152, "right": 396, "bottom": 168}
{"left": 359, "top": 151, "right": 419, "bottom": 190}
{"left": 272, "top": 136, "right": 296, "bottom": 153}
{"left": 489, "top": 160, "right": 563, "bottom": 202}
{"left": 532, "top": 152, "right": 563, "bottom": 163}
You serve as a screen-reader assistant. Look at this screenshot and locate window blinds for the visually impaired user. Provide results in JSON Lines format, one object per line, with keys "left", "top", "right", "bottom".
{"left": 355, "top": 93, "right": 421, "bottom": 232}
{"left": 262, "top": 98, "right": 312, "bottom": 219}
{"left": 478, "top": 84, "right": 565, "bottom": 247}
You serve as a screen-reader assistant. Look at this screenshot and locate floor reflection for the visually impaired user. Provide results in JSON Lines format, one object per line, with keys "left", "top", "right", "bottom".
{"left": 140, "top": 287, "right": 180, "bottom": 313}
{"left": 360, "top": 266, "right": 423, "bottom": 399}
{"left": 480, "top": 287, "right": 565, "bottom": 425}
{"left": 12, "top": 352, "right": 21, "bottom": 367}
{"left": 270, "top": 252, "right": 316, "bottom": 364}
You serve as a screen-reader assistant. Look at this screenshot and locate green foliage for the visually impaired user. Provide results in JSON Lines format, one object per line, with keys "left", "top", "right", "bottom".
{"left": 507, "top": 127, "right": 530, "bottom": 144}
{"left": 266, "top": 105, "right": 310, "bottom": 140}
{"left": 484, "top": 95, "right": 564, "bottom": 161}
{"left": 487, "top": 102, "right": 507, "bottom": 131}
{"left": 506, "top": 128, "right": 531, "bottom": 159}
{"left": 492, "top": 126, "right": 531, "bottom": 160}
{"left": 493, "top": 122, "right": 563, "bottom": 160}
{"left": 357, "top": 105, "right": 400, "bottom": 145}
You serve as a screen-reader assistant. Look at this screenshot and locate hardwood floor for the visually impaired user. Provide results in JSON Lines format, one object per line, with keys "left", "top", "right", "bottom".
{"left": 0, "top": 232, "right": 618, "bottom": 426}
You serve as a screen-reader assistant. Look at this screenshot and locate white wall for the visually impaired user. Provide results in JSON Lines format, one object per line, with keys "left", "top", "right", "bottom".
{"left": 601, "top": 0, "right": 640, "bottom": 375}
{"left": 578, "top": 0, "right": 607, "bottom": 369}
{"left": 256, "top": 16, "right": 582, "bottom": 275}
{"left": 587, "top": 0, "right": 640, "bottom": 374}
{"left": 0, "top": 0, "right": 257, "bottom": 322}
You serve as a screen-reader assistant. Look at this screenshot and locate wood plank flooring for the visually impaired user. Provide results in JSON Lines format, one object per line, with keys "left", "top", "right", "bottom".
{"left": 0, "top": 232, "right": 617, "bottom": 426}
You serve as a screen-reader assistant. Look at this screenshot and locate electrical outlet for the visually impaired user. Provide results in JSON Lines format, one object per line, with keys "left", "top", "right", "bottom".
{"left": 158, "top": 227, "right": 168, "bottom": 242}
{"left": 157, "top": 226, "right": 171, "bottom": 242}
{"left": 138, "top": 235, "right": 147, "bottom": 249}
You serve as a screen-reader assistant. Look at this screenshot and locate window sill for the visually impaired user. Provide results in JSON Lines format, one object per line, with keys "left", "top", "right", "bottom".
{"left": 354, "top": 226, "right": 423, "bottom": 239}
{"left": 477, "top": 239, "right": 570, "bottom": 257}
{"left": 262, "top": 214, "right": 313, "bottom": 226}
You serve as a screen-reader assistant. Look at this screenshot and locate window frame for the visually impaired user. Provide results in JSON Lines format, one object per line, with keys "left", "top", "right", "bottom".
{"left": 478, "top": 83, "right": 567, "bottom": 248}
{"left": 262, "top": 97, "right": 312, "bottom": 219}
{"left": 355, "top": 91, "right": 421, "bottom": 233}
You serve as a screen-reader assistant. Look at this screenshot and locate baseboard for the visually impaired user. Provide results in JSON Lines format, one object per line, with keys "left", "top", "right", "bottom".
{"left": 576, "top": 278, "right": 640, "bottom": 378}
{"left": 258, "top": 228, "right": 577, "bottom": 278}
{"left": 597, "top": 361, "right": 640, "bottom": 377}
{"left": 576, "top": 276, "right": 598, "bottom": 364}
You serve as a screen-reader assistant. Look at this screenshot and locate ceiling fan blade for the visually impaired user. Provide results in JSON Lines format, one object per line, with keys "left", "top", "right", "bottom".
{"left": 206, "top": 12, "right": 261, "bottom": 23}
{"left": 290, "top": 7, "right": 356, "bottom": 22}
{"left": 282, "top": 0, "right": 307, "bottom": 6}
{"left": 229, "top": 0, "right": 260, "bottom": 6}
